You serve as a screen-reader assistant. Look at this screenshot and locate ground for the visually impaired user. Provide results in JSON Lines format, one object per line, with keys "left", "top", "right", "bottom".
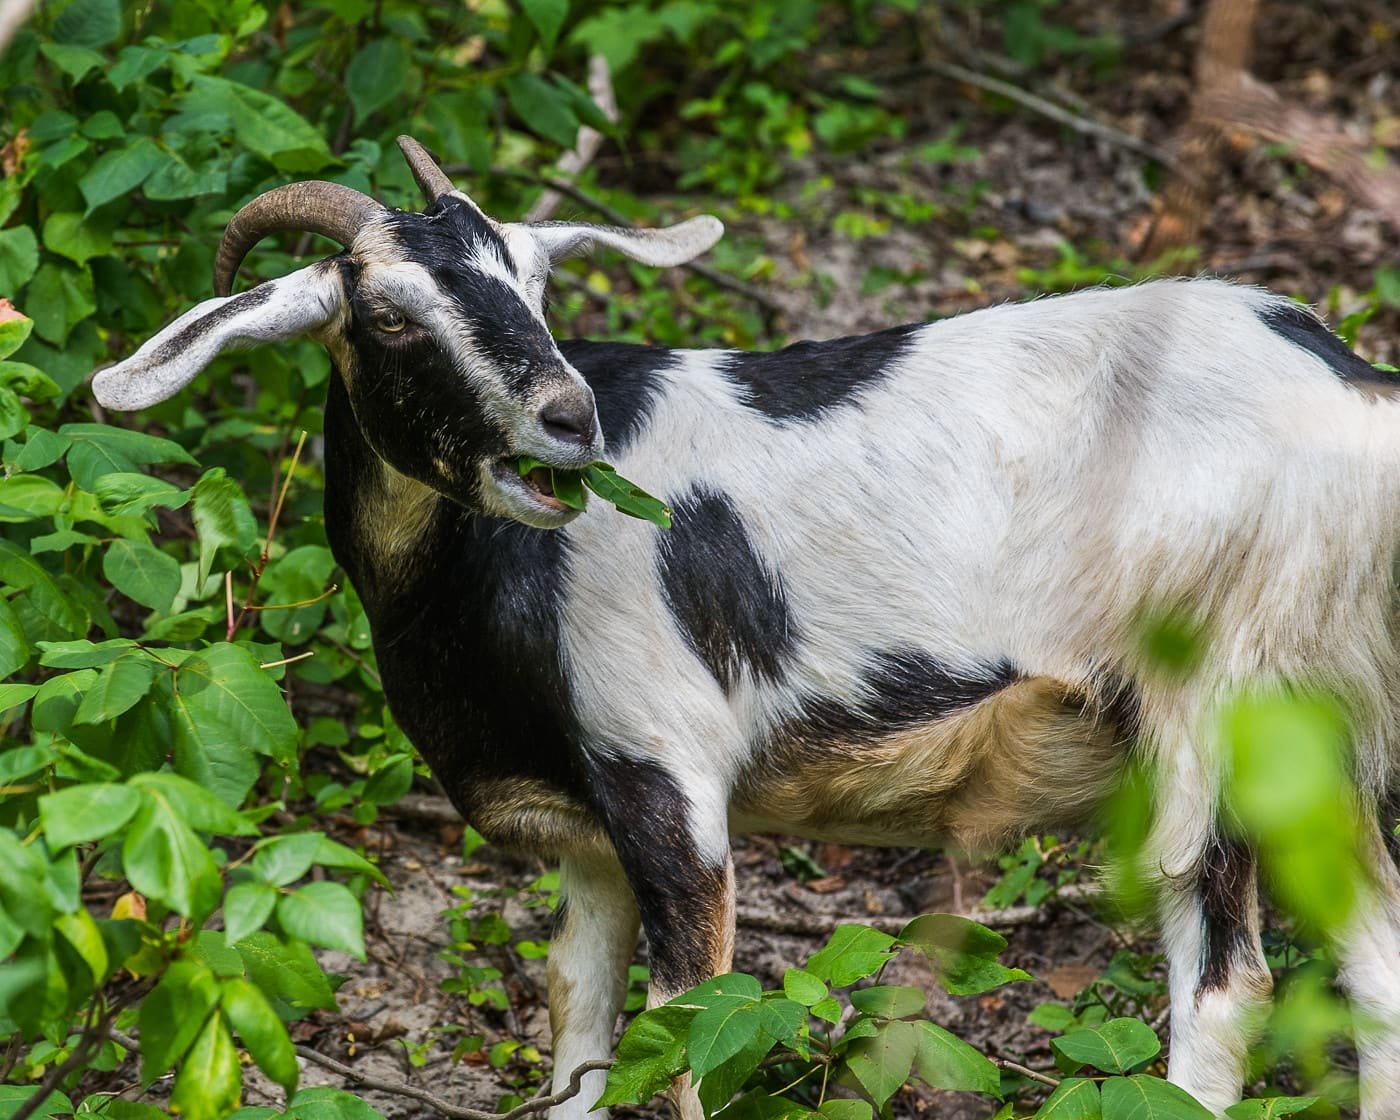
{"left": 106, "top": 2, "right": 1398, "bottom": 1114}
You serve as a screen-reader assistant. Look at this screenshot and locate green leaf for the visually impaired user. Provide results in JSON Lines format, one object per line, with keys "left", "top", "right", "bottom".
{"left": 223, "top": 976, "right": 299, "bottom": 1094}
{"left": 38, "top": 42, "right": 105, "bottom": 82}
{"left": 130, "top": 771, "right": 254, "bottom": 834}
{"left": 93, "top": 472, "right": 190, "bottom": 515}
{"left": 104, "top": 538, "right": 181, "bottom": 613}
{"left": 1034, "top": 1078, "right": 1102, "bottom": 1119}
{"left": 109, "top": 43, "right": 168, "bottom": 91}
{"left": 1052, "top": 1019, "right": 1161, "bottom": 1075}
{"left": 0, "top": 229, "right": 39, "bottom": 295}
{"left": 911, "top": 1021, "right": 1000, "bottom": 1096}
{"left": 80, "top": 138, "right": 165, "bottom": 212}
{"left": 346, "top": 39, "right": 409, "bottom": 124}
{"left": 0, "top": 540, "right": 86, "bottom": 636}
{"left": 582, "top": 462, "right": 672, "bottom": 527}
{"left": 38, "top": 782, "right": 141, "bottom": 850}
{"left": 52, "top": 0, "right": 122, "bottom": 47}
{"left": 849, "top": 985, "right": 926, "bottom": 1019}
{"left": 312, "top": 835, "right": 390, "bottom": 888}
{"left": 0, "top": 474, "right": 65, "bottom": 522}
{"left": 520, "top": 0, "right": 569, "bottom": 49}
{"left": 193, "top": 468, "right": 258, "bottom": 585}
{"left": 253, "top": 832, "right": 323, "bottom": 886}
{"left": 0, "top": 596, "right": 27, "bottom": 678}
{"left": 138, "top": 960, "right": 220, "bottom": 1082}
{"left": 0, "top": 1087, "right": 73, "bottom": 1120}
{"left": 171, "top": 1010, "right": 242, "bottom": 1120}
{"left": 277, "top": 881, "right": 365, "bottom": 959}
{"left": 42, "top": 211, "right": 113, "bottom": 265}
{"left": 223, "top": 881, "right": 279, "bottom": 945}
{"left": 12, "top": 427, "right": 71, "bottom": 470}
{"left": 596, "top": 1005, "right": 693, "bottom": 1107}
{"left": 686, "top": 995, "right": 764, "bottom": 1078}
{"left": 123, "top": 788, "right": 224, "bottom": 920}
{"left": 1223, "top": 1099, "right": 1318, "bottom": 1120}
{"left": 819, "top": 1102, "right": 873, "bottom": 1120}
{"left": 74, "top": 653, "right": 159, "bottom": 723}
{"left": 782, "top": 967, "right": 828, "bottom": 1006}
{"left": 236, "top": 932, "right": 337, "bottom": 1017}
{"left": 845, "top": 1019, "right": 917, "bottom": 1109}
{"left": 26, "top": 262, "right": 96, "bottom": 346}
{"left": 175, "top": 643, "right": 298, "bottom": 764}
{"left": 806, "top": 923, "right": 897, "bottom": 987}
{"left": 284, "top": 1088, "right": 382, "bottom": 1120}
{"left": 60, "top": 423, "right": 197, "bottom": 489}
{"left": 55, "top": 907, "right": 108, "bottom": 982}
{"left": 504, "top": 73, "right": 581, "bottom": 149}
{"left": 899, "top": 914, "right": 1032, "bottom": 994}
{"left": 1099, "top": 1076, "right": 1211, "bottom": 1120}
{"left": 0, "top": 387, "right": 26, "bottom": 442}
{"left": 184, "top": 75, "right": 332, "bottom": 172}
{"left": 38, "top": 637, "right": 138, "bottom": 668}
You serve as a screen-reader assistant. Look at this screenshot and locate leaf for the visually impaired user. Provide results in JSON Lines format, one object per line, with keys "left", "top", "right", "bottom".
{"left": 175, "top": 643, "right": 298, "bottom": 765}
{"left": 849, "top": 985, "right": 926, "bottom": 1019}
{"left": 184, "top": 75, "right": 332, "bottom": 172}
{"left": 0, "top": 387, "right": 26, "bottom": 442}
{"left": 0, "top": 597, "right": 27, "bottom": 678}
{"left": 819, "top": 1103, "right": 873, "bottom": 1120}
{"left": 1034, "top": 1078, "right": 1102, "bottom": 1119}
{"left": 582, "top": 462, "right": 672, "bottom": 527}
{"left": 844, "top": 1019, "right": 917, "bottom": 1109}
{"left": 80, "top": 138, "right": 165, "bottom": 212}
{"left": 38, "top": 42, "right": 105, "bottom": 82}
{"left": 38, "top": 637, "right": 138, "bottom": 668}
{"left": 38, "top": 782, "right": 141, "bottom": 850}
{"left": 224, "top": 881, "right": 279, "bottom": 945}
{"left": 911, "top": 1022, "right": 1000, "bottom": 1096}
{"left": 192, "top": 468, "right": 257, "bottom": 585}
{"left": 223, "top": 976, "right": 299, "bottom": 1094}
{"left": 26, "top": 262, "right": 96, "bottom": 346}
{"left": 1052, "top": 1019, "right": 1161, "bottom": 1075}
{"left": 52, "top": 0, "right": 122, "bottom": 47}
{"left": 130, "top": 771, "right": 255, "bottom": 834}
{"left": 104, "top": 538, "right": 181, "bottom": 613}
{"left": 0, "top": 229, "right": 39, "bottom": 295}
{"left": 122, "top": 789, "right": 224, "bottom": 920}
{"left": 59, "top": 423, "right": 197, "bottom": 489}
{"left": 138, "top": 960, "right": 220, "bottom": 1082}
{"left": 253, "top": 833, "right": 323, "bottom": 886}
{"left": 504, "top": 73, "right": 581, "bottom": 149}
{"left": 0, "top": 474, "right": 66, "bottom": 521}
{"left": 93, "top": 472, "right": 190, "bottom": 515}
{"left": 312, "top": 835, "right": 390, "bottom": 888}
{"left": 171, "top": 1010, "right": 242, "bottom": 1120}
{"left": 346, "top": 39, "right": 409, "bottom": 124}
{"left": 806, "top": 923, "right": 897, "bottom": 987}
{"left": 686, "top": 994, "right": 764, "bottom": 1078}
{"left": 1223, "top": 1099, "right": 1318, "bottom": 1120}
{"left": 596, "top": 1005, "right": 693, "bottom": 1107}
{"left": 236, "top": 932, "right": 337, "bottom": 1017}
{"left": 782, "top": 968, "right": 828, "bottom": 1006}
{"left": 0, "top": 541, "right": 86, "bottom": 636}
{"left": 520, "top": 0, "right": 569, "bottom": 49}
{"left": 277, "top": 881, "right": 365, "bottom": 959}
{"left": 1099, "top": 1076, "right": 1211, "bottom": 1120}
{"left": 42, "top": 211, "right": 113, "bottom": 265}
{"left": 73, "top": 653, "right": 159, "bottom": 723}
{"left": 899, "top": 914, "right": 1032, "bottom": 995}
{"left": 0, "top": 1087, "right": 73, "bottom": 1120}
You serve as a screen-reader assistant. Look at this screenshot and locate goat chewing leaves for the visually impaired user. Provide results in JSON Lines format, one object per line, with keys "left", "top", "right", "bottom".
{"left": 514, "top": 457, "right": 673, "bottom": 529}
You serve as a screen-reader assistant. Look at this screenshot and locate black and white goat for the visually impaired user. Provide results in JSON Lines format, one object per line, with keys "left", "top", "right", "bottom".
{"left": 94, "top": 138, "right": 1400, "bottom": 1118}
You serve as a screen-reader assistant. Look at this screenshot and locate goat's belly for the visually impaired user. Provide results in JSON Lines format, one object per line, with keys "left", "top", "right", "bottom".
{"left": 730, "top": 677, "right": 1129, "bottom": 851}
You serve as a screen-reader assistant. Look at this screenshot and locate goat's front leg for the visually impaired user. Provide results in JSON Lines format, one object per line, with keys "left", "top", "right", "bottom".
{"left": 547, "top": 854, "right": 640, "bottom": 1120}
{"left": 587, "top": 755, "right": 736, "bottom": 1120}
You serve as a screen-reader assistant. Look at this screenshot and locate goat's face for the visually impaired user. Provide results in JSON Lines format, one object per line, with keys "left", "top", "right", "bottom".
{"left": 91, "top": 137, "right": 722, "bottom": 530}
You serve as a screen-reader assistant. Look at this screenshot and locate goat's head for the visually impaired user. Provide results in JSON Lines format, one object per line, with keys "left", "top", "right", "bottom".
{"left": 91, "top": 137, "right": 722, "bottom": 528}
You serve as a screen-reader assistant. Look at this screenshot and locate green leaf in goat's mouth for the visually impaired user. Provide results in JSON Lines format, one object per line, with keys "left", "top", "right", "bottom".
{"left": 514, "top": 457, "right": 673, "bottom": 529}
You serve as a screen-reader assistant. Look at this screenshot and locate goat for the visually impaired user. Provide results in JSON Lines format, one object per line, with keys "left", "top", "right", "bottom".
{"left": 93, "top": 137, "right": 1400, "bottom": 1119}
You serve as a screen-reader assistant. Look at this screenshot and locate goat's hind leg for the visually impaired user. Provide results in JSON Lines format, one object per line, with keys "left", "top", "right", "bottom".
{"left": 547, "top": 855, "right": 640, "bottom": 1120}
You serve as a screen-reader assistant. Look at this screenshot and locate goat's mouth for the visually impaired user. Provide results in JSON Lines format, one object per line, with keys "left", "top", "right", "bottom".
{"left": 486, "top": 456, "right": 580, "bottom": 524}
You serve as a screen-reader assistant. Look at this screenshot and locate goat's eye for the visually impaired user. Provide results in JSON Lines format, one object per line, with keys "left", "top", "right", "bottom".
{"left": 375, "top": 310, "right": 408, "bottom": 334}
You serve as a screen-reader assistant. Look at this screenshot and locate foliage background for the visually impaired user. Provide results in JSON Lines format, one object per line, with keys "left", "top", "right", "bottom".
{"left": 0, "top": 1, "right": 1398, "bottom": 1119}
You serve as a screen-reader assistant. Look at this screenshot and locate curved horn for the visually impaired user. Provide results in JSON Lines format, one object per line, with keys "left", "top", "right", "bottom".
{"left": 213, "top": 181, "right": 385, "bottom": 296}
{"left": 397, "top": 135, "right": 456, "bottom": 204}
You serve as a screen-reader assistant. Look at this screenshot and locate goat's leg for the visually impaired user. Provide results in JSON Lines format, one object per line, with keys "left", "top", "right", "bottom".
{"left": 547, "top": 855, "right": 640, "bottom": 1120}
{"left": 1332, "top": 819, "right": 1400, "bottom": 1119}
{"left": 1159, "top": 832, "right": 1272, "bottom": 1114}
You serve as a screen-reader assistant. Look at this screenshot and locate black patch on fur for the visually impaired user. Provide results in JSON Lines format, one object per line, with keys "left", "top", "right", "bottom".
{"left": 323, "top": 374, "right": 586, "bottom": 811}
{"left": 559, "top": 340, "right": 676, "bottom": 453}
{"left": 583, "top": 753, "right": 729, "bottom": 995}
{"left": 656, "top": 486, "right": 796, "bottom": 694}
{"left": 723, "top": 323, "right": 923, "bottom": 423}
{"left": 1197, "top": 834, "right": 1256, "bottom": 993}
{"left": 1258, "top": 303, "right": 1394, "bottom": 388}
{"left": 151, "top": 283, "right": 274, "bottom": 365}
{"left": 781, "top": 649, "right": 1018, "bottom": 744}
{"left": 550, "top": 895, "right": 570, "bottom": 939}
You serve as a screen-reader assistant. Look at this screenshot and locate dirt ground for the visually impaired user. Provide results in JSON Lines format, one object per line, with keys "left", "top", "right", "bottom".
{"left": 182, "top": 3, "right": 1400, "bottom": 1116}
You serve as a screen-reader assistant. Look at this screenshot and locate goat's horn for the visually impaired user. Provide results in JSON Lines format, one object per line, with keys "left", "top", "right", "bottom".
{"left": 213, "top": 181, "right": 385, "bottom": 297}
{"left": 397, "top": 135, "right": 456, "bottom": 204}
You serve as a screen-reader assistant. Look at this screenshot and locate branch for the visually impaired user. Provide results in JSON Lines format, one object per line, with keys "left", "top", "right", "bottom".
{"left": 526, "top": 55, "right": 619, "bottom": 223}
{"left": 886, "top": 60, "right": 1186, "bottom": 177}
{"left": 992, "top": 1057, "right": 1060, "bottom": 1088}
{"left": 294, "top": 1045, "right": 614, "bottom": 1120}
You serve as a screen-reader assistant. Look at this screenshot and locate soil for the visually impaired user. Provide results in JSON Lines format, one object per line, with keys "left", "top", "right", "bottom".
{"left": 122, "top": 2, "right": 1398, "bottom": 1116}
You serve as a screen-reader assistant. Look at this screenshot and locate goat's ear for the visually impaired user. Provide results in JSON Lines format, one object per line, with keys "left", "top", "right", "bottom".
{"left": 525, "top": 215, "right": 724, "bottom": 268}
{"left": 92, "top": 264, "right": 343, "bottom": 411}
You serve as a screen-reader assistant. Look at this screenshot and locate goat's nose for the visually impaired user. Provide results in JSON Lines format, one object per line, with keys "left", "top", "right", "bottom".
{"left": 537, "top": 399, "right": 597, "bottom": 448}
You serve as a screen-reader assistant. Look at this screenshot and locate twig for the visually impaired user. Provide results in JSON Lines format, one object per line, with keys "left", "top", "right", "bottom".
{"left": 11, "top": 996, "right": 128, "bottom": 1120}
{"left": 736, "top": 883, "right": 1099, "bottom": 938}
{"left": 462, "top": 164, "right": 787, "bottom": 317}
{"left": 526, "top": 55, "right": 619, "bottom": 223}
{"left": 230, "top": 430, "right": 309, "bottom": 639}
{"left": 993, "top": 1057, "right": 1060, "bottom": 1088}
{"left": 886, "top": 60, "right": 1186, "bottom": 177}
{"left": 294, "top": 1045, "right": 613, "bottom": 1120}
